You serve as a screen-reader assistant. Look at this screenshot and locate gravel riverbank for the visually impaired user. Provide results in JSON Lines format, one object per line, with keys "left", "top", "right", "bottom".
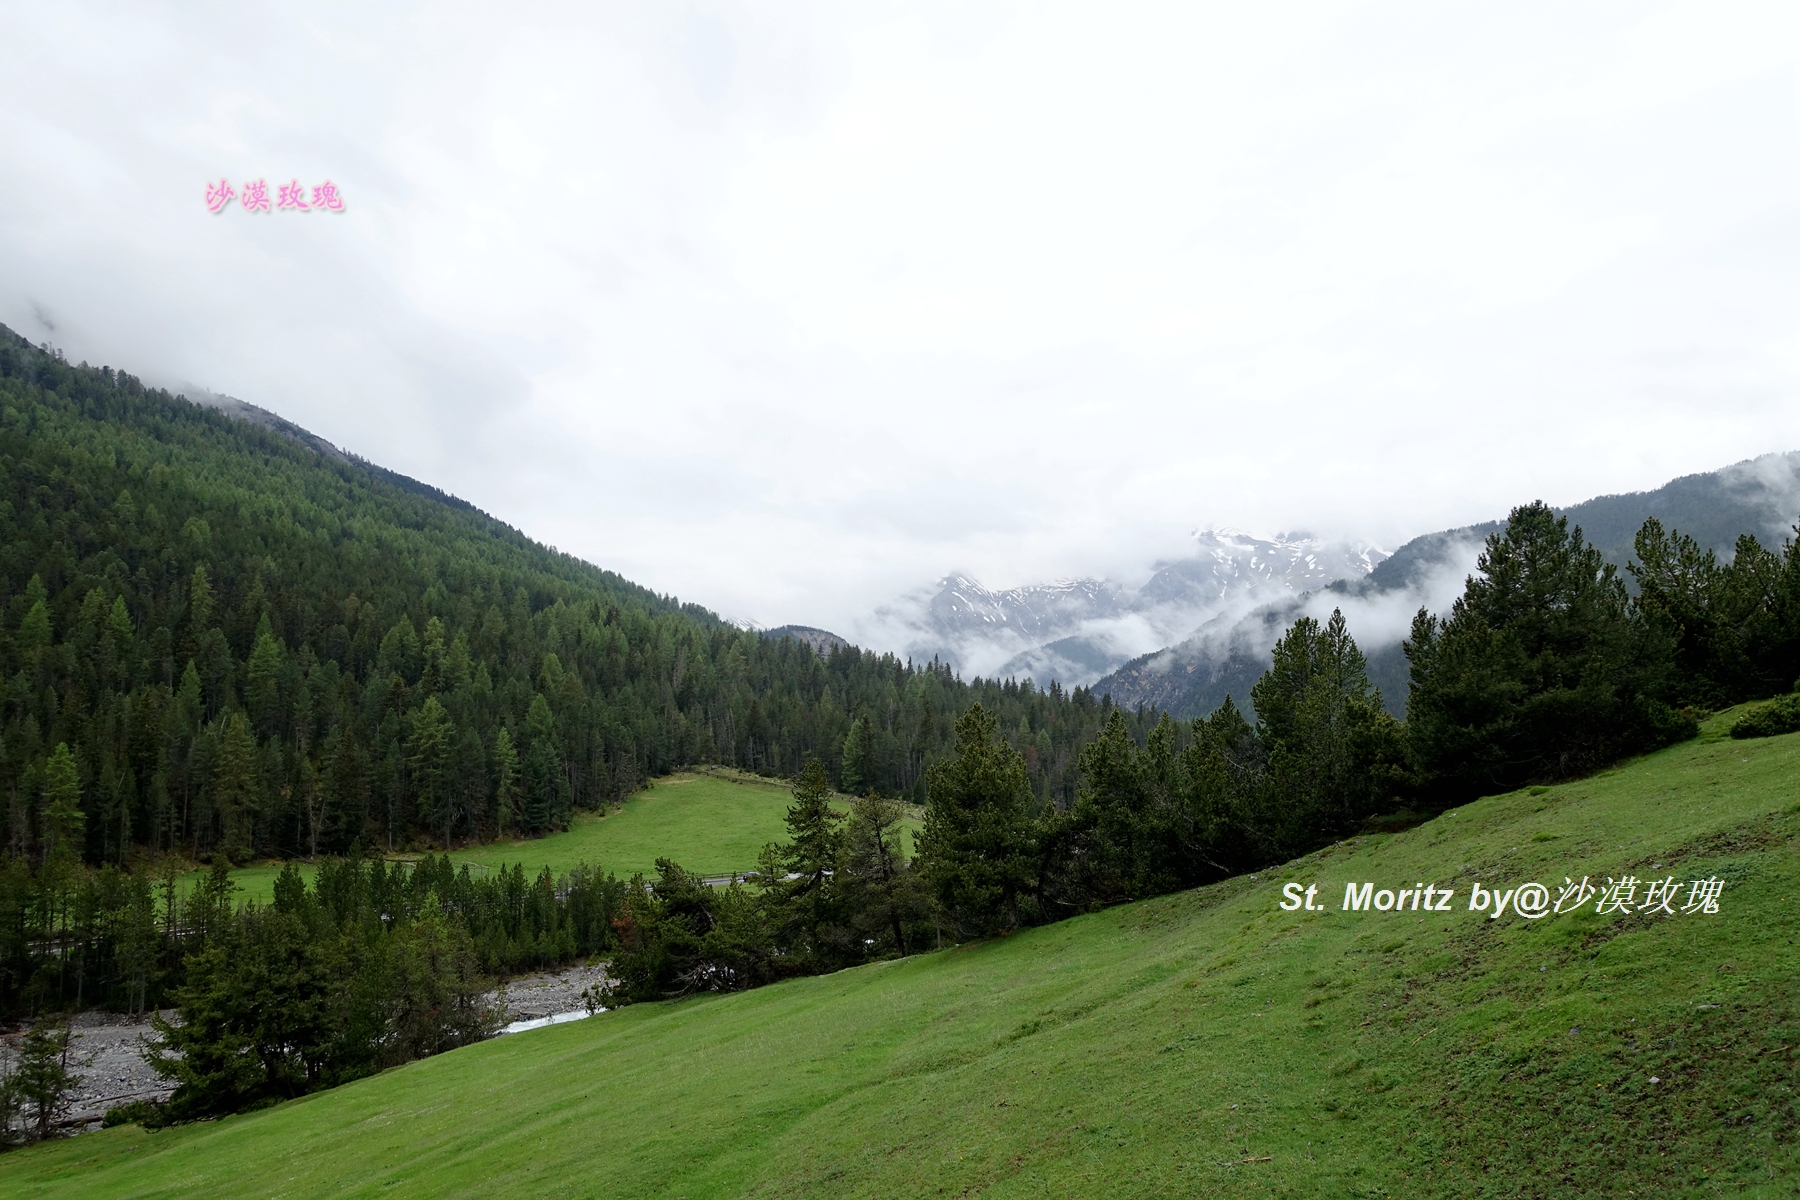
{"left": 2, "top": 960, "right": 611, "bottom": 1136}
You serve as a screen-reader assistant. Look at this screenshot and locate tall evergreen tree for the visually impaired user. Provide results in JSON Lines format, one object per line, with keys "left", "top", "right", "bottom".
{"left": 1406, "top": 502, "right": 1689, "bottom": 802}
{"left": 492, "top": 726, "right": 522, "bottom": 838}
{"left": 40, "top": 743, "right": 85, "bottom": 863}
{"left": 772, "top": 757, "right": 844, "bottom": 958}
{"left": 1174, "top": 696, "right": 1268, "bottom": 877}
{"left": 917, "top": 704, "right": 1036, "bottom": 934}
{"left": 244, "top": 615, "right": 285, "bottom": 738}
{"left": 408, "top": 696, "right": 456, "bottom": 850}
{"left": 12, "top": 1017, "right": 80, "bottom": 1141}
{"left": 841, "top": 792, "right": 927, "bottom": 956}
{"left": 840, "top": 717, "right": 871, "bottom": 794}
{"left": 212, "top": 713, "right": 261, "bottom": 862}
{"left": 522, "top": 695, "right": 560, "bottom": 834}
{"left": 1251, "top": 609, "right": 1403, "bottom": 846}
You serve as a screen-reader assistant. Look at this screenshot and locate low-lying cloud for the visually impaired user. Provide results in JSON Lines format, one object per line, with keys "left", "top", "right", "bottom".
{"left": 3, "top": 2, "right": 1798, "bottom": 638}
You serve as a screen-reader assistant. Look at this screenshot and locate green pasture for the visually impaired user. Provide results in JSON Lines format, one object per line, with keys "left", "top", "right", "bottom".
{"left": 189, "top": 771, "right": 918, "bottom": 905}
{"left": 14, "top": 711, "right": 1796, "bottom": 1197}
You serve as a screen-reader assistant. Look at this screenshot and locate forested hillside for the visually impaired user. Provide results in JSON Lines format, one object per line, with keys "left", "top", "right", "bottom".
{"left": 0, "top": 326, "right": 1139, "bottom": 869}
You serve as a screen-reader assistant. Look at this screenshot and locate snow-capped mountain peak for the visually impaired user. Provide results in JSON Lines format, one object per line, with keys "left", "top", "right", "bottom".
{"left": 857, "top": 531, "right": 1389, "bottom": 687}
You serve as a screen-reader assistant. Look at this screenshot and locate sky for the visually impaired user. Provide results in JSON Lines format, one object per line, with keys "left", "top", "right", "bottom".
{"left": 3, "top": 1, "right": 1798, "bottom": 643}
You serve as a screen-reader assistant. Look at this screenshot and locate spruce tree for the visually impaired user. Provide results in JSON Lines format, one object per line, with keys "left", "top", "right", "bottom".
{"left": 212, "top": 713, "right": 261, "bottom": 862}
{"left": 775, "top": 757, "right": 844, "bottom": 959}
{"left": 840, "top": 717, "right": 870, "bottom": 794}
{"left": 16, "top": 592, "right": 51, "bottom": 673}
{"left": 1251, "top": 609, "right": 1402, "bottom": 847}
{"left": 244, "top": 615, "right": 285, "bottom": 738}
{"left": 842, "top": 792, "right": 926, "bottom": 955}
{"left": 408, "top": 696, "right": 455, "bottom": 849}
{"left": 492, "top": 726, "right": 522, "bottom": 838}
{"left": 1406, "top": 502, "right": 1688, "bottom": 802}
{"left": 917, "top": 704, "right": 1036, "bottom": 934}
{"left": 41, "top": 743, "right": 85, "bottom": 862}
{"left": 13, "top": 1018, "right": 80, "bottom": 1142}
{"left": 523, "top": 695, "right": 559, "bottom": 833}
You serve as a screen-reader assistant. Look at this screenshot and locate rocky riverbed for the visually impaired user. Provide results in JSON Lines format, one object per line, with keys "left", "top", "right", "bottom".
{"left": 2, "top": 960, "right": 612, "bottom": 1135}
{"left": 1, "top": 1009, "right": 177, "bottom": 1133}
{"left": 494, "top": 961, "right": 610, "bottom": 1024}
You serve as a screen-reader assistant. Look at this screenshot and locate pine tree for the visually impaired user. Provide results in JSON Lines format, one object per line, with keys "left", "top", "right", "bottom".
{"left": 1058, "top": 709, "right": 1184, "bottom": 904}
{"left": 842, "top": 792, "right": 925, "bottom": 955}
{"left": 17, "top": 590, "right": 51, "bottom": 674}
{"left": 106, "top": 595, "right": 135, "bottom": 690}
{"left": 186, "top": 563, "right": 214, "bottom": 648}
{"left": 492, "top": 726, "right": 522, "bottom": 838}
{"left": 1174, "top": 695, "right": 1268, "bottom": 878}
{"left": 41, "top": 743, "right": 85, "bottom": 863}
{"left": 523, "top": 694, "right": 561, "bottom": 833}
{"left": 1251, "top": 609, "right": 1402, "bottom": 847}
{"left": 13, "top": 1017, "right": 80, "bottom": 1141}
{"left": 408, "top": 696, "right": 456, "bottom": 849}
{"left": 245, "top": 615, "right": 285, "bottom": 739}
{"left": 917, "top": 704, "right": 1036, "bottom": 934}
{"left": 1406, "top": 502, "right": 1688, "bottom": 801}
{"left": 212, "top": 713, "right": 261, "bottom": 862}
{"left": 840, "top": 717, "right": 870, "bottom": 794}
{"left": 774, "top": 757, "right": 844, "bottom": 956}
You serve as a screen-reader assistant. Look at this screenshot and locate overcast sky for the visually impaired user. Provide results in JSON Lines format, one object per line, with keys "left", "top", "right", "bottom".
{"left": 3, "top": 1, "right": 1797, "bottom": 638}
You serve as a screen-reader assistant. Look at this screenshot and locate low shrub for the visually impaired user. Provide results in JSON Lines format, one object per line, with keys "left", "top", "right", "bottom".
{"left": 1730, "top": 691, "right": 1800, "bottom": 740}
{"left": 101, "top": 1100, "right": 165, "bottom": 1129}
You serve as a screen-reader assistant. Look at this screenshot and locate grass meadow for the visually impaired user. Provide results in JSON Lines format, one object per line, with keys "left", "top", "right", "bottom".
{"left": 15, "top": 712, "right": 1795, "bottom": 1197}
{"left": 192, "top": 770, "right": 908, "bottom": 905}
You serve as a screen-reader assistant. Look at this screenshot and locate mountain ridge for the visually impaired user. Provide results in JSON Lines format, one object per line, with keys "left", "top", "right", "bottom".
{"left": 860, "top": 530, "right": 1390, "bottom": 687}
{"left": 1096, "top": 450, "right": 1800, "bottom": 719}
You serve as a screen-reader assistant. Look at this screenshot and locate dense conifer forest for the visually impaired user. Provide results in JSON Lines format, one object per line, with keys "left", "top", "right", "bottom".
{"left": 0, "top": 324, "right": 1142, "bottom": 873}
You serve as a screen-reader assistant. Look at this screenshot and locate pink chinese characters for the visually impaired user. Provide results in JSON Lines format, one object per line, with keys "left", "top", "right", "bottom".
{"left": 203, "top": 178, "right": 236, "bottom": 214}
{"left": 276, "top": 179, "right": 310, "bottom": 211}
{"left": 202, "top": 178, "right": 345, "bottom": 214}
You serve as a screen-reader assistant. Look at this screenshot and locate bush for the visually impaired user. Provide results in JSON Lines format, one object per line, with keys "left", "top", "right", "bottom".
{"left": 1730, "top": 692, "right": 1800, "bottom": 740}
{"left": 100, "top": 1099, "right": 165, "bottom": 1129}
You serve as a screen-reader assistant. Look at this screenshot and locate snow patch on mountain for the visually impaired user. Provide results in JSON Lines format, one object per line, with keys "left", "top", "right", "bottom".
{"left": 853, "top": 529, "right": 1390, "bottom": 686}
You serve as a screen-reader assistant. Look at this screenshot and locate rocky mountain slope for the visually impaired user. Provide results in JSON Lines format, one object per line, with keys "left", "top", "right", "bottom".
{"left": 860, "top": 530, "right": 1389, "bottom": 686}
{"left": 1096, "top": 451, "right": 1800, "bottom": 719}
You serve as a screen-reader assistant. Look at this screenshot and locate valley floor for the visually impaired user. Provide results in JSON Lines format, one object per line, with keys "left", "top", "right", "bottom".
{"left": 4, "top": 714, "right": 1795, "bottom": 1197}
{"left": 191, "top": 769, "right": 895, "bottom": 906}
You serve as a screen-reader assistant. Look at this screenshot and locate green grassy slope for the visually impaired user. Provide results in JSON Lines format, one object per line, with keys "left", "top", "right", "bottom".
{"left": 448, "top": 771, "right": 921, "bottom": 881}
{"left": 193, "top": 772, "right": 920, "bottom": 904}
{"left": 11, "top": 714, "right": 1795, "bottom": 1197}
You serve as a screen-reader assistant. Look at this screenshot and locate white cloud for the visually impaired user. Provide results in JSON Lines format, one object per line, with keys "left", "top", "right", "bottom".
{"left": 2, "top": 1, "right": 1797, "bottom": 641}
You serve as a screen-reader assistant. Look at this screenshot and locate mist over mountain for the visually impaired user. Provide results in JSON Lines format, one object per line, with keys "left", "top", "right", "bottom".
{"left": 852, "top": 530, "right": 1389, "bottom": 685}
{"left": 1097, "top": 451, "right": 1800, "bottom": 719}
